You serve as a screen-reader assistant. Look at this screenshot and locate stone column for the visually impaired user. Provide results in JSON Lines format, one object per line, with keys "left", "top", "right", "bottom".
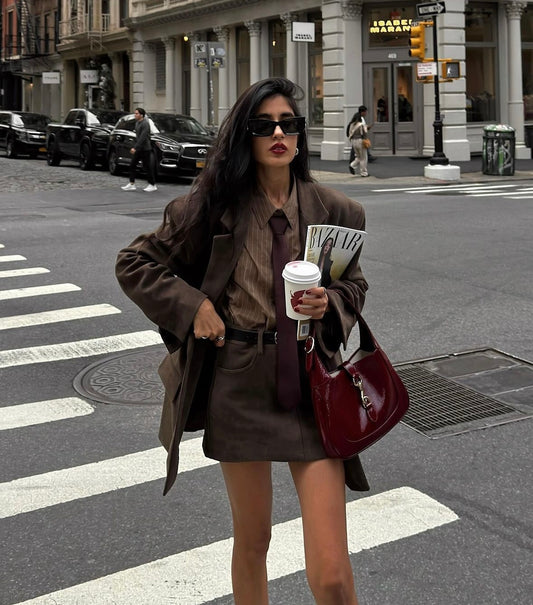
{"left": 281, "top": 12, "right": 297, "bottom": 82}
{"left": 163, "top": 36, "right": 176, "bottom": 112}
{"left": 214, "top": 26, "right": 230, "bottom": 123}
{"left": 320, "top": 0, "right": 350, "bottom": 160}
{"left": 505, "top": 1, "right": 528, "bottom": 158}
{"left": 189, "top": 33, "right": 202, "bottom": 121}
{"left": 341, "top": 0, "right": 363, "bottom": 157}
{"left": 245, "top": 21, "right": 261, "bottom": 84}
{"left": 110, "top": 52, "right": 123, "bottom": 110}
{"left": 131, "top": 32, "right": 145, "bottom": 108}
{"left": 61, "top": 59, "right": 76, "bottom": 117}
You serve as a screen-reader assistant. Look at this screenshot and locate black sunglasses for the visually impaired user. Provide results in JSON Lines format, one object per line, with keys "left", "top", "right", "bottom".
{"left": 247, "top": 116, "right": 306, "bottom": 137}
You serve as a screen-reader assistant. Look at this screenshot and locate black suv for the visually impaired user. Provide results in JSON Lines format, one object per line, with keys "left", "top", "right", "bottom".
{"left": 107, "top": 112, "right": 213, "bottom": 178}
{"left": 0, "top": 111, "right": 51, "bottom": 158}
{"left": 46, "top": 108, "right": 126, "bottom": 169}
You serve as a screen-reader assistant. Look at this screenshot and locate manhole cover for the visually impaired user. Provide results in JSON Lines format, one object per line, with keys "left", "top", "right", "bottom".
{"left": 73, "top": 346, "right": 166, "bottom": 405}
{"left": 396, "top": 348, "right": 533, "bottom": 438}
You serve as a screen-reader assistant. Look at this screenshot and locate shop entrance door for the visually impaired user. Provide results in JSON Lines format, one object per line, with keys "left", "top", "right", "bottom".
{"left": 364, "top": 63, "right": 422, "bottom": 155}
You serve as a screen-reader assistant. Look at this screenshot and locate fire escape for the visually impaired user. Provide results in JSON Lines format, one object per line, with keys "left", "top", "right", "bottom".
{"left": 1, "top": 0, "right": 52, "bottom": 75}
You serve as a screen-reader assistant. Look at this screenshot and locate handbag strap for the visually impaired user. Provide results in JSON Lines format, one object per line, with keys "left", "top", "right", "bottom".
{"left": 304, "top": 289, "right": 378, "bottom": 371}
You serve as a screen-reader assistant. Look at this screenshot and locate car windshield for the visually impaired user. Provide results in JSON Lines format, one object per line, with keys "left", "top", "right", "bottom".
{"left": 96, "top": 111, "right": 124, "bottom": 126}
{"left": 85, "top": 111, "right": 102, "bottom": 126}
{"left": 17, "top": 114, "right": 51, "bottom": 129}
{"left": 150, "top": 114, "right": 208, "bottom": 135}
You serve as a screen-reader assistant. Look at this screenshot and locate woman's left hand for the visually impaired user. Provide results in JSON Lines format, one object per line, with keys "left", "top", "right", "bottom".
{"left": 294, "top": 287, "right": 329, "bottom": 320}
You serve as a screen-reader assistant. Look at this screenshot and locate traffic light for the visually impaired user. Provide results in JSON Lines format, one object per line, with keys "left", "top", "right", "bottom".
{"left": 409, "top": 23, "right": 426, "bottom": 61}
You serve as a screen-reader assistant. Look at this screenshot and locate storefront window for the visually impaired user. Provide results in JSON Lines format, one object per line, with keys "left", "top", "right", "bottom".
{"left": 269, "top": 20, "right": 286, "bottom": 77}
{"left": 465, "top": 4, "right": 497, "bottom": 122}
{"left": 367, "top": 6, "right": 416, "bottom": 48}
{"left": 307, "top": 13, "right": 323, "bottom": 126}
{"left": 523, "top": 11, "right": 533, "bottom": 121}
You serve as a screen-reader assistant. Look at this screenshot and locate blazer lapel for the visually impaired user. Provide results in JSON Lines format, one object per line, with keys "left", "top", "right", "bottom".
{"left": 297, "top": 180, "right": 329, "bottom": 258}
{"left": 200, "top": 204, "right": 251, "bottom": 303}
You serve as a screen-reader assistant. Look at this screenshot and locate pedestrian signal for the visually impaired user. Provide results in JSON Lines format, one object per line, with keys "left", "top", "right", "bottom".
{"left": 409, "top": 24, "right": 426, "bottom": 61}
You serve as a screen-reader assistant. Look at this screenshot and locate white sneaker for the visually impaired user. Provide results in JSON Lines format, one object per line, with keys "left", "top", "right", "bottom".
{"left": 143, "top": 184, "right": 158, "bottom": 192}
{"left": 121, "top": 183, "right": 136, "bottom": 191}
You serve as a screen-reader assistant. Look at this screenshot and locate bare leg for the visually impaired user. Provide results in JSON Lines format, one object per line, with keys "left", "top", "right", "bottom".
{"left": 221, "top": 461, "right": 273, "bottom": 605}
{"left": 289, "top": 459, "right": 358, "bottom": 605}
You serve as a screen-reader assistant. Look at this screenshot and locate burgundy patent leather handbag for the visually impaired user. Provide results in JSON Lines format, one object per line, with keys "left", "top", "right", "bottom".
{"left": 305, "top": 310, "right": 409, "bottom": 459}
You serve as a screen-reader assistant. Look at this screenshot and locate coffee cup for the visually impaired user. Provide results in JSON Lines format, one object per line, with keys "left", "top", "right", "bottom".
{"left": 282, "top": 261, "right": 322, "bottom": 320}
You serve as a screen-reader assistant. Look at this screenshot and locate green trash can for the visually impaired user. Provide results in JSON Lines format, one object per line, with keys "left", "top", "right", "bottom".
{"left": 482, "top": 124, "right": 515, "bottom": 176}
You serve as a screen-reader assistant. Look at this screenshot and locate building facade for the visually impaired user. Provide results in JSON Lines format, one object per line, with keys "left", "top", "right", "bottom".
{"left": 2, "top": 1, "right": 532, "bottom": 160}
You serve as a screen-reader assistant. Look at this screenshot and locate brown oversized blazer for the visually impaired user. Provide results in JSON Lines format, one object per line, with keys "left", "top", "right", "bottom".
{"left": 116, "top": 179, "right": 370, "bottom": 494}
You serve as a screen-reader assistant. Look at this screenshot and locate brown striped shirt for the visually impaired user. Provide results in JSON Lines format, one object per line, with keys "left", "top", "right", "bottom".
{"left": 222, "top": 184, "right": 300, "bottom": 330}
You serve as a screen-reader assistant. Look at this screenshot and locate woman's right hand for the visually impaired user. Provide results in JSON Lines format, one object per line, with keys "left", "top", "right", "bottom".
{"left": 193, "top": 298, "right": 226, "bottom": 347}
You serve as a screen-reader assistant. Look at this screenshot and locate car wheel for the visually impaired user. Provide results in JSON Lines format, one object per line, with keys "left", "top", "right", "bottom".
{"left": 6, "top": 137, "right": 17, "bottom": 158}
{"left": 79, "top": 142, "right": 93, "bottom": 170}
{"left": 46, "top": 140, "right": 61, "bottom": 166}
{"left": 108, "top": 148, "right": 121, "bottom": 175}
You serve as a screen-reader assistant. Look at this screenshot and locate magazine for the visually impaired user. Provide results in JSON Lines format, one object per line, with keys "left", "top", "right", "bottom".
{"left": 297, "top": 224, "right": 367, "bottom": 340}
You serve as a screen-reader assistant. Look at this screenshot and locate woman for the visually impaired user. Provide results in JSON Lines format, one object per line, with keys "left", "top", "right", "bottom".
{"left": 317, "top": 236, "right": 334, "bottom": 288}
{"left": 348, "top": 105, "right": 370, "bottom": 177}
{"left": 116, "top": 77, "right": 368, "bottom": 604}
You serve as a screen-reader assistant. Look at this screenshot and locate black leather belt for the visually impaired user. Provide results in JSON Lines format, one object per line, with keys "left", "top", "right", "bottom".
{"left": 225, "top": 327, "right": 278, "bottom": 344}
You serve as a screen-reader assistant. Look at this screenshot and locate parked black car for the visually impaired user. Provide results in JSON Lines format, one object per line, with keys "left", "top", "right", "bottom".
{"left": 0, "top": 111, "right": 51, "bottom": 158}
{"left": 46, "top": 108, "right": 126, "bottom": 169}
{"left": 107, "top": 112, "right": 213, "bottom": 178}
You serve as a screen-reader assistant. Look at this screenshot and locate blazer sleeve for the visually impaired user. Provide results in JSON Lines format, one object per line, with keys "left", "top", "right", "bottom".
{"left": 115, "top": 208, "right": 208, "bottom": 349}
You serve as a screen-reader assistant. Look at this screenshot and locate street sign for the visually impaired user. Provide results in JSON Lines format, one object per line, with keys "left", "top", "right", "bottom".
{"left": 416, "top": 2, "right": 446, "bottom": 17}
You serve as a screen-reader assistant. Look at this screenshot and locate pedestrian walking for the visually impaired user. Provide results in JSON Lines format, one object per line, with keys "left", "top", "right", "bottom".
{"left": 347, "top": 105, "right": 371, "bottom": 177}
{"left": 116, "top": 77, "right": 368, "bottom": 604}
{"left": 121, "top": 107, "right": 157, "bottom": 192}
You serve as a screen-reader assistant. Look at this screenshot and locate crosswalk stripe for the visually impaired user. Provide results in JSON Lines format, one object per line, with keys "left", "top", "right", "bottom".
{"left": 12, "top": 487, "right": 458, "bottom": 605}
{"left": 0, "top": 330, "right": 161, "bottom": 368}
{"left": 0, "top": 254, "right": 27, "bottom": 263}
{"left": 0, "top": 267, "right": 50, "bottom": 279}
{"left": 0, "top": 397, "right": 94, "bottom": 431}
{"left": 0, "top": 304, "right": 121, "bottom": 331}
{"left": 372, "top": 183, "right": 517, "bottom": 193}
{"left": 0, "top": 283, "right": 81, "bottom": 301}
{"left": 0, "top": 437, "right": 214, "bottom": 519}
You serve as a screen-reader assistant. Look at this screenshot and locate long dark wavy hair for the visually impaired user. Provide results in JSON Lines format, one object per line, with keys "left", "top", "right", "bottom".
{"left": 156, "top": 77, "right": 313, "bottom": 244}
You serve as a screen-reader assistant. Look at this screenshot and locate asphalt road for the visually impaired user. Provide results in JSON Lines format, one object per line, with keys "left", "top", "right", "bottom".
{"left": 0, "top": 156, "right": 532, "bottom": 605}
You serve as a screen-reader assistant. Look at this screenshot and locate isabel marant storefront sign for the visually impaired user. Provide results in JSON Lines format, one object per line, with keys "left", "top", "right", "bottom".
{"left": 369, "top": 18, "right": 413, "bottom": 34}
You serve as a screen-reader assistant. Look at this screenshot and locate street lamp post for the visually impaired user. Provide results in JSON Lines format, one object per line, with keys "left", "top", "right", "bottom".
{"left": 429, "top": 14, "right": 449, "bottom": 165}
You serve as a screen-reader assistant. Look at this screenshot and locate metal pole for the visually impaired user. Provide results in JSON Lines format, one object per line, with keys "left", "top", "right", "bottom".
{"left": 429, "top": 14, "right": 449, "bottom": 165}
{"left": 207, "top": 43, "right": 214, "bottom": 126}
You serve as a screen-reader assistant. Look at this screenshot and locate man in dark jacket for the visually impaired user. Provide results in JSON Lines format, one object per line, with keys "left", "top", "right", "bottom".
{"left": 121, "top": 107, "right": 157, "bottom": 192}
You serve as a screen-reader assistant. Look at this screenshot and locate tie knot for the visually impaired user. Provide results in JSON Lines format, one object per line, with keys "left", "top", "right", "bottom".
{"left": 269, "top": 213, "right": 289, "bottom": 236}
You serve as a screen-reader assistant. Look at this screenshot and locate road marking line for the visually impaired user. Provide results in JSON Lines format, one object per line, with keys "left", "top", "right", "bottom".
{"left": 0, "top": 330, "right": 161, "bottom": 368}
{"left": 0, "top": 437, "right": 213, "bottom": 519}
{"left": 0, "top": 283, "right": 81, "bottom": 301}
{"left": 0, "top": 254, "right": 27, "bottom": 263}
{"left": 0, "top": 304, "right": 121, "bottom": 331}
{"left": 12, "top": 487, "right": 458, "bottom": 604}
{"left": 372, "top": 183, "right": 517, "bottom": 193}
{"left": 0, "top": 397, "right": 94, "bottom": 431}
{"left": 0, "top": 267, "right": 50, "bottom": 279}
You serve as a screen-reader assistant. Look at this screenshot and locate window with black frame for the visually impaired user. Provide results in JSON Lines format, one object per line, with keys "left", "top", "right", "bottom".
{"left": 465, "top": 3, "right": 497, "bottom": 123}
{"left": 522, "top": 9, "right": 533, "bottom": 121}
{"left": 307, "top": 13, "right": 323, "bottom": 126}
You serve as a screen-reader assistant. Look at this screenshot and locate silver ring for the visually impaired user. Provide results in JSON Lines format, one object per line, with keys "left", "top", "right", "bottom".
{"left": 215, "top": 335, "right": 225, "bottom": 342}
{"left": 201, "top": 336, "right": 208, "bottom": 340}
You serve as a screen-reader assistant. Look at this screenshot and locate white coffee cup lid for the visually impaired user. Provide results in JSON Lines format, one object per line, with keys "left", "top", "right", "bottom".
{"left": 282, "top": 261, "right": 321, "bottom": 284}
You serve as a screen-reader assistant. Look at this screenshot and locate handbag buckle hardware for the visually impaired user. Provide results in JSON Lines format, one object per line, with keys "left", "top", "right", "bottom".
{"left": 274, "top": 331, "right": 278, "bottom": 344}
{"left": 353, "top": 376, "right": 372, "bottom": 410}
{"left": 304, "top": 336, "right": 315, "bottom": 354}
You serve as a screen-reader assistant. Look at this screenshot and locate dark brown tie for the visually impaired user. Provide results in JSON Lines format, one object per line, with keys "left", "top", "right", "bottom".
{"left": 269, "top": 213, "right": 301, "bottom": 411}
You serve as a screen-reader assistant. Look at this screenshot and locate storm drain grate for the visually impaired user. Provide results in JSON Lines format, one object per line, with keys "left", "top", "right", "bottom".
{"left": 396, "top": 364, "right": 528, "bottom": 438}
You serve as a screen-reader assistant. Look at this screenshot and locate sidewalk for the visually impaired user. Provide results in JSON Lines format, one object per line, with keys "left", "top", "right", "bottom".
{"left": 309, "top": 154, "right": 533, "bottom": 184}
